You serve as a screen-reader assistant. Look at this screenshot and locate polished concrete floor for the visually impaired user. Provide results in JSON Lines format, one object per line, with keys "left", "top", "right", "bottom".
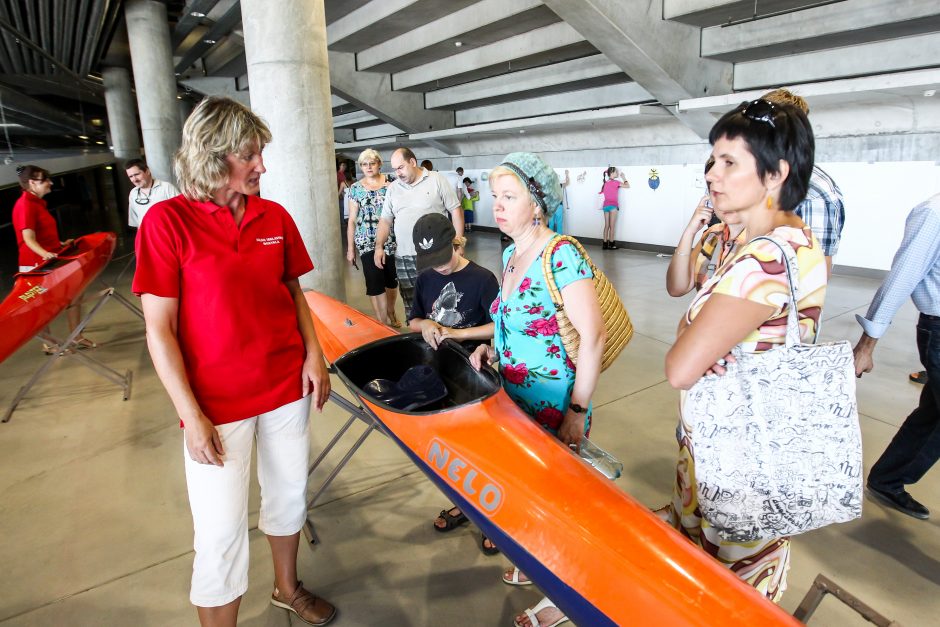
{"left": 0, "top": 232, "right": 938, "bottom": 627}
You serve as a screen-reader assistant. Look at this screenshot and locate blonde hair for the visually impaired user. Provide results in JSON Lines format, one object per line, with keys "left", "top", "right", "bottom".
{"left": 174, "top": 96, "right": 272, "bottom": 201}
{"left": 488, "top": 165, "right": 539, "bottom": 213}
{"left": 357, "top": 148, "right": 382, "bottom": 165}
{"left": 762, "top": 88, "right": 809, "bottom": 115}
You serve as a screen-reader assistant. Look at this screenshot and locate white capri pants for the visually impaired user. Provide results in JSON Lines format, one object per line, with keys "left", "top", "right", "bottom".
{"left": 183, "top": 395, "right": 311, "bottom": 607}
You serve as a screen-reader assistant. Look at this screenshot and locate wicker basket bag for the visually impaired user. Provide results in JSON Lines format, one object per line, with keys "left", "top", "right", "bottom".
{"left": 541, "top": 235, "right": 633, "bottom": 371}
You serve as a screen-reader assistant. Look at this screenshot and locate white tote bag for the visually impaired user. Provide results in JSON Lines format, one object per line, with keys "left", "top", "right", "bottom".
{"left": 683, "top": 235, "right": 863, "bottom": 543}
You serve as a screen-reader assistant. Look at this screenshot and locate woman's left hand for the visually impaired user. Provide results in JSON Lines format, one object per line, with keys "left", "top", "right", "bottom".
{"left": 557, "top": 409, "right": 586, "bottom": 451}
{"left": 302, "top": 352, "right": 331, "bottom": 411}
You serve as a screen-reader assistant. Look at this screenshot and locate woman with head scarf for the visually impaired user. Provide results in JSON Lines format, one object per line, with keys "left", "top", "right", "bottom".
{"left": 469, "top": 152, "right": 606, "bottom": 627}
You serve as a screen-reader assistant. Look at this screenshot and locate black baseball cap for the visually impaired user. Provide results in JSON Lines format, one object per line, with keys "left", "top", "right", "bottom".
{"left": 413, "top": 213, "right": 456, "bottom": 272}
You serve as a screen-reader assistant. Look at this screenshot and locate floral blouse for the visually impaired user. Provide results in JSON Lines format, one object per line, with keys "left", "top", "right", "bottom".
{"left": 491, "top": 239, "right": 594, "bottom": 434}
{"left": 348, "top": 180, "right": 396, "bottom": 256}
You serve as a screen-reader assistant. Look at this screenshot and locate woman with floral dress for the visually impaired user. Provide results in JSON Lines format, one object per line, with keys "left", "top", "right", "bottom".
{"left": 346, "top": 148, "right": 401, "bottom": 327}
{"left": 470, "top": 152, "right": 604, "bottom": 627}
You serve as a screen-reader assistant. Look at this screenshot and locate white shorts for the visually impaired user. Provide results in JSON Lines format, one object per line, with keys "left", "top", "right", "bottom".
{"left": 184, "top": 395, "right": 311, "bottom": 607}
{"left": 18, "top": 265, "right": 36, "bottom": 272}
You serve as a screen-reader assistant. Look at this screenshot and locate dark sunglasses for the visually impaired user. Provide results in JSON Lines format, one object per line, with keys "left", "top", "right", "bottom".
{"left": 740, "top": 98, "right": 778, "bottom": 129}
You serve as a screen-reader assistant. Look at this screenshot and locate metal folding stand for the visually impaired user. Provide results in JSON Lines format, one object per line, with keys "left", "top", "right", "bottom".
{"left": 95, "top": 251, "right": 144, "bottom": 319}
{"left": 302, "top": 389, "right": 389, "bottom": 546}
{"left": 2, "top": 287, "right": 133, "bottom": 423}
{"left": 793, "top": 574, "right": 900, "bottom": 625}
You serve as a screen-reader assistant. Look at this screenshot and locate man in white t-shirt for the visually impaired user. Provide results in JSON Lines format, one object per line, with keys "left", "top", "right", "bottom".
{"left": 374, "top": 147, "right": 462, "bottom": 317}
{"left": 125, "top": 159, "right": 180, "bottom": 228}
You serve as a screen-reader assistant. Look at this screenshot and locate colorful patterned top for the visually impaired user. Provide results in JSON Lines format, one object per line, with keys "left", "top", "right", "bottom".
{"left": 686, "top": 225, "right": 826, "bottom": 351}
{"left": 692, "top": 224, "right": 747, "bottom": 291}
{"left": 348, "top": 180, "right": 396, "bottom": 256}
{"left": 491, "top": 239, "right": 594, "bottom": 434}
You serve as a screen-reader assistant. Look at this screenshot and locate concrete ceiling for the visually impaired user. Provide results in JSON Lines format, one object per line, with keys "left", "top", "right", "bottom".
{"left": 1, "top": 0, "right": 939, "bottom": 156}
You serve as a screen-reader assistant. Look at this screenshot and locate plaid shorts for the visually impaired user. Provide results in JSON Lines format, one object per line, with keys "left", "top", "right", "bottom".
{"left": 395, "top": 255, "right": 419, "bottom": 318}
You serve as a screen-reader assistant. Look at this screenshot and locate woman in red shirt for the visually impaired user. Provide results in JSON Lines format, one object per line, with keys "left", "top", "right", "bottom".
{"left": 12, "top": 165, "right": 95, "bottom": 349}
{"left": 133, "top": 97, "right": 335, "bottom": 627}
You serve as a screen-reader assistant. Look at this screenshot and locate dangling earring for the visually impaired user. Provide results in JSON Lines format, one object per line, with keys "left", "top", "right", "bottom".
{"left": 533, "top": 212, "right": 541, "bottom": 226}
{"left": 766, "top": 196, "right": 773, "bottom": 209}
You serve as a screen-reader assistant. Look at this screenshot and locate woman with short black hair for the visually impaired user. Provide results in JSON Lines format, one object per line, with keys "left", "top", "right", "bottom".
{"left": 663, "top": 99, "right": 824, "bottom": 601}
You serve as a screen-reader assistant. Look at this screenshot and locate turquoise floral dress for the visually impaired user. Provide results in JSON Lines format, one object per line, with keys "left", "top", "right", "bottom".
{"left": 491, "top": 240, "right": 594, "bottom": 435}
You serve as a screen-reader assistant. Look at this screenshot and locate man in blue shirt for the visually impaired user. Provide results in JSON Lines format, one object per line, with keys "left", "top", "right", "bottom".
{"left": 854, "top": 193, "right": 940, "bottom": 520}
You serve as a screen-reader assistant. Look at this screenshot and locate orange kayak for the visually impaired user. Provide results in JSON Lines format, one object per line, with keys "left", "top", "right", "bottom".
{"left": 0, "top": 233, "right": 116, "bottom": 364}
{"left": 304, "top": 290, "right": 799, "bottom": 626}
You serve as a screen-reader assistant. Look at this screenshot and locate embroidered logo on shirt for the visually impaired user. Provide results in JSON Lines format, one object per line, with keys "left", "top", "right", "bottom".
{"left": 418, "top": 237, "right": 433, "bottom": 250}
{"left": 256, "top": 236, "right": 284, "bottom": 246}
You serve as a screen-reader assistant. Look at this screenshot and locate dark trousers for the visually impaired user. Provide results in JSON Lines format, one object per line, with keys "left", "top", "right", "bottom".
{"left": 869, "top": 313, "right": 940, "bottom": 493}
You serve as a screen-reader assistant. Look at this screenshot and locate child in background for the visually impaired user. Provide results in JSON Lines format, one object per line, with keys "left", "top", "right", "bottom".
{"left": 599, "top": 166, "right": 630, "bottom": 250}
{"left": 462, "top": 177, "right": 478, "bottom": 233}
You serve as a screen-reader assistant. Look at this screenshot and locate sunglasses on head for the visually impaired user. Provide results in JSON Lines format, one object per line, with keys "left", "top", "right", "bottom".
{"left": 740, "top": 98, "right": 779, "bottom": 129}
{"left": 31, "top": 176, "right": 50, "bottom": 182}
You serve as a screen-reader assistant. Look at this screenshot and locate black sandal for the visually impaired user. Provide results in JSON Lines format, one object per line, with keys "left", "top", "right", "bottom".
{"left": 481, "top": 533, "right": 500, "bottom": 556}
{"left": 910, "top": 370, "right": 929, "bottom": 385}
{"left": 433, "top": 507, "right": 468, "bottom": 532}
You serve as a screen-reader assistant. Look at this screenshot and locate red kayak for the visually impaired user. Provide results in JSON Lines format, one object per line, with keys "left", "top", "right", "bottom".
{"left": 0, "top": 232, "right": 116, "bottom": 364}
{"left": 305, "top": 291, "right": 798, "bottom": 627}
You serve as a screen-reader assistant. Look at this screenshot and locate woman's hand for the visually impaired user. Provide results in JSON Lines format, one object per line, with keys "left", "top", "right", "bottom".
{"left": 185, "top": 414, "right": 225, "bottom": 466}
{"left": 558, "top": 409, "right": 586, "bottom": 451}
{"left": 685, "top": 196, "right": 713, "bottom": 235}
{"left": 419, "top": 319, "right": 445, "bottom": 350}
{"left": 703, "top": 351, "right": 736, "bottom": 376}
{"left": 469, "top": 344, "right": 496, "bottom": 371}
{"left": 40, "top": 250, "right": 57, "bottom": 260}
{"left": 346, "top": 247, "right": 356, "bottom": 264}
{"left": 302, "top": 352, "right": 331, "bottom": 412}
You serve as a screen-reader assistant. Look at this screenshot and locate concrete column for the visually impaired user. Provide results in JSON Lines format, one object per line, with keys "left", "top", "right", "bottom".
{"left": 177, "top": 97, "right": 194, "bottom": 128}
{"left": 241, "top": 0, "right": 345, "bottom": 299}
{"left": 124, "top": 0, "right": 181, "bottom": 185}
{"left": 102, "top": 67, "right": 141, "bottom": 161}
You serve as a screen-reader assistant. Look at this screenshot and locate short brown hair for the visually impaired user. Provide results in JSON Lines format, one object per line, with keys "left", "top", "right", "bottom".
{"left": 174, "top": 96, "right": 272, "bottom": 201}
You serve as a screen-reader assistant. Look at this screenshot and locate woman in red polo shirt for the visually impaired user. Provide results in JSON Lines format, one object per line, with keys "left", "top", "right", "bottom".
{"left": 12, "top": 165, "right": 95, "bottom": 349}
{"left": 133, "top": 97, "right": 335, "bottom": 627}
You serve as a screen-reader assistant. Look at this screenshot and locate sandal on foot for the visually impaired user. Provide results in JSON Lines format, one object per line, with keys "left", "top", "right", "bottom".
{"left": 271, "top": 581, "right": 336, "bottom": 626}
{"left": 481, "top": 533, "right": 500, "bottom": 556}
{"left": 501, "top": 566, "right": 532, "bottom": 586}
{"left": 75, "top": 336, "right": 96, "bottom": 350}
{"left": 512, "top": 597, "right": 569, "bottom": 627}
{"left": 387, "top": 312, "right": 402, "bottom": 328}
{"left": 910, "top": 370, "right": 928, "bottom": 384}
{"left": 433, "top": 507, "right": 468, "bottom": 532}
{"left": 42, "top": 343, "right": 60, "bottom": 355}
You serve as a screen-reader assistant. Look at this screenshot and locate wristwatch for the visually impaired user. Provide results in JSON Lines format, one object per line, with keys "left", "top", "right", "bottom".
{"left": 569, "top": 403, "right": 588, "bottom": 414}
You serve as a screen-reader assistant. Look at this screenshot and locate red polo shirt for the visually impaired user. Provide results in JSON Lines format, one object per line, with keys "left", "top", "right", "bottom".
{"left": 12, "top": 191, "right": 60, "bottom": 267}
{"left": 132, "top": 194, "right": 314, "bottom": 426}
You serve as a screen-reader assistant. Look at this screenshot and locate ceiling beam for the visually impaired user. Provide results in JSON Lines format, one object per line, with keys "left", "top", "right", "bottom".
{"left": 456, "top": 82, "right": 654, "bottom": 126}
{"left": 702, "top": 0, "right": 940, "bottom": 62}
{"left": 356, "top": 0, "right": 545, "bottom": 72}
{"left": 733, "top": 31, "right": 940, "bottom": 90}
{"left": 663, "top": 0, "right": 820, "bottom": 28}
{"left": 328, "top": 50, "right": 457, "bottom": 154}
{"left": 174, "top": 1, "right": 242, "bottom": 74}
{"left": 541, "top": 0, "right": 732, "bottom": 138}
{"left": 425, "top": 54, "right": 626, "bottom": 110}
{"left": 391, "top": 21, "right": 587, "bottom": 91}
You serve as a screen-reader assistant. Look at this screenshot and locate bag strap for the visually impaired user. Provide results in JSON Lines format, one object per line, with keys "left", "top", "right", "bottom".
{"left": 541, "top": 235, "right": 597, "bottom": 311}
{"left": 749, "top": 234, "right": 802, "bottom": 347}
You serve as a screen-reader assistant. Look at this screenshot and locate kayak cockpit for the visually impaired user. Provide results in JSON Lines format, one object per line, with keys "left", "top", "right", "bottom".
{"left": 333, "top": 334, "right": 500, "bottom": 413}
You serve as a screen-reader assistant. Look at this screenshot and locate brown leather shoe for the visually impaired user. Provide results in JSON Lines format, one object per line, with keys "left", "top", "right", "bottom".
{"left": 271, "top": 581, "right": 336, "bottom": 626}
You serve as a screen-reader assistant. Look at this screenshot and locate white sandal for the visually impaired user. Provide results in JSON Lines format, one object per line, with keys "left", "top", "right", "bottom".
{"left": 501, "top": 566, "right": 532, "bottom": 586}
{"left": 512, "top": 597, "right": 569, "bottom": 627}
